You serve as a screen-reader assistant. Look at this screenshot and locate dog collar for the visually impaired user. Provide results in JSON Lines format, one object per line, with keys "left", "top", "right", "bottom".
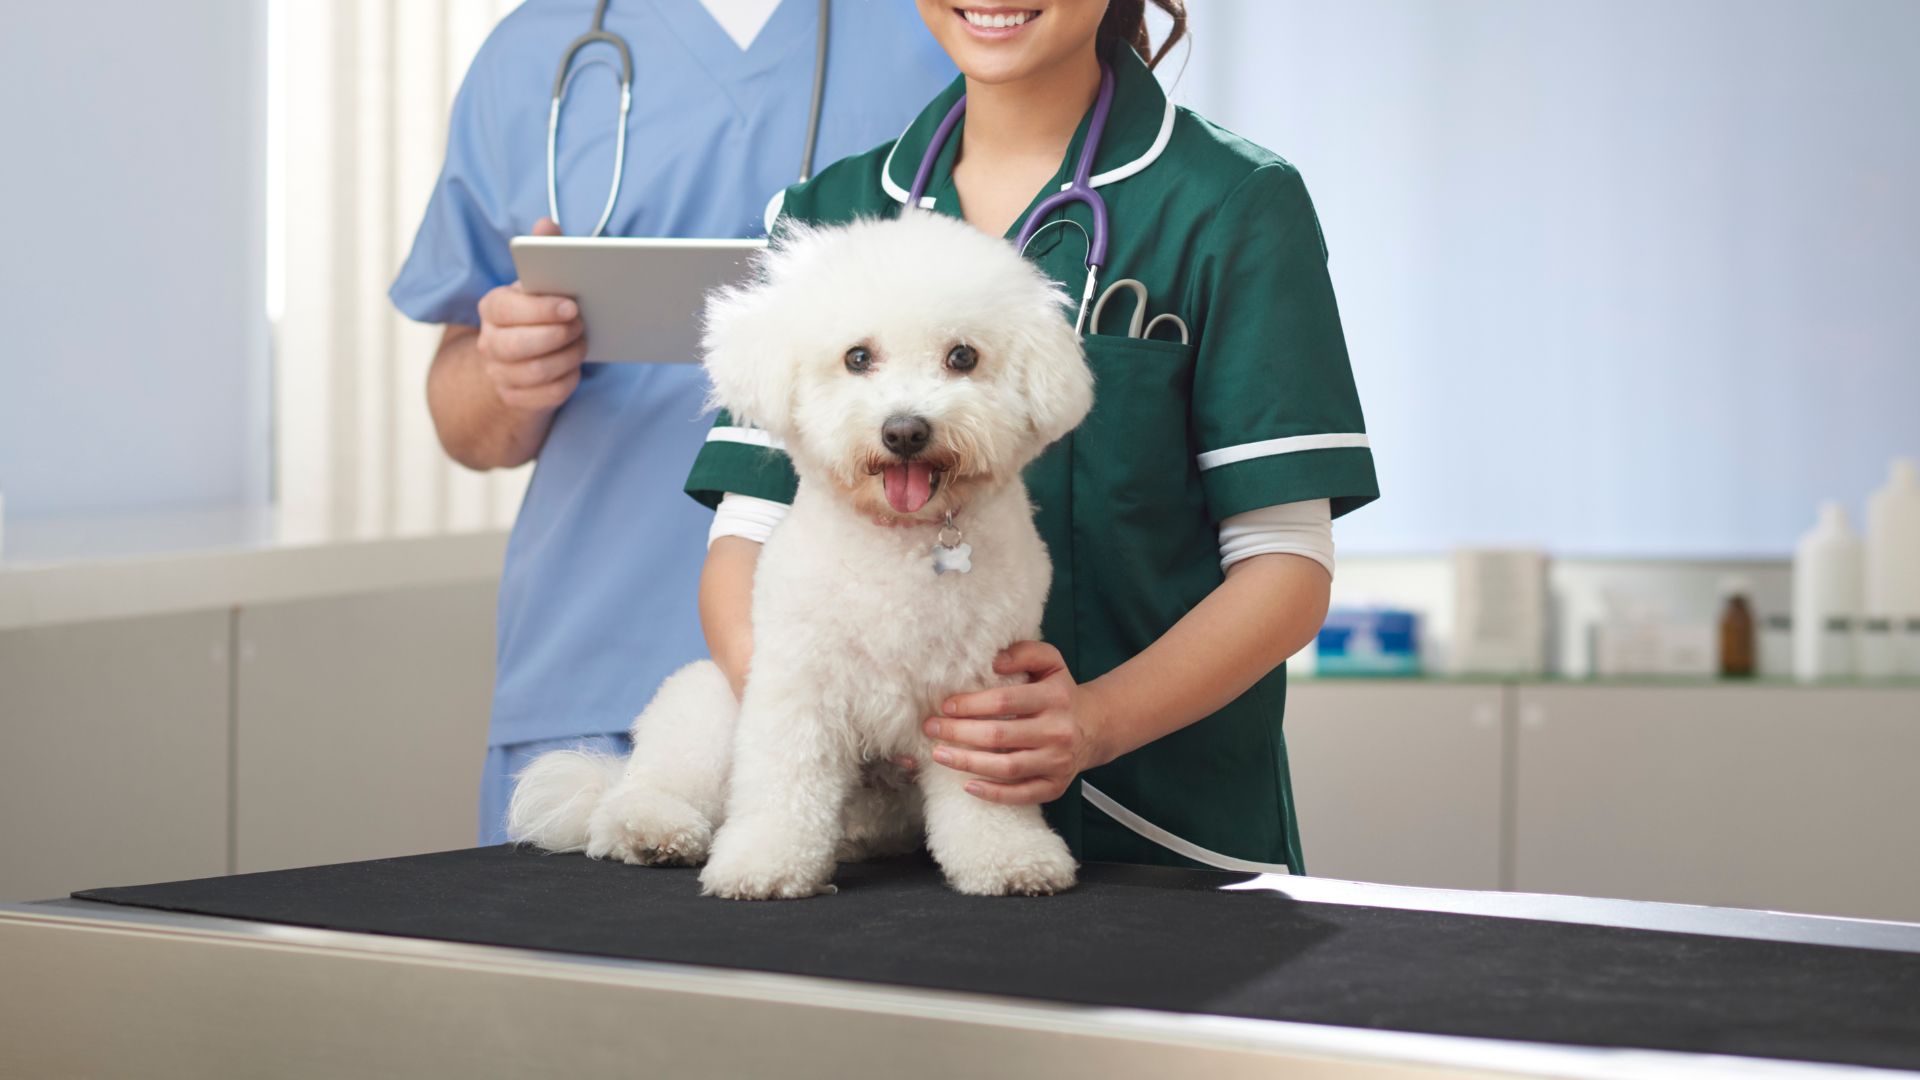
{"left": 866, "top": 509, "right": 971, "bottom": 574}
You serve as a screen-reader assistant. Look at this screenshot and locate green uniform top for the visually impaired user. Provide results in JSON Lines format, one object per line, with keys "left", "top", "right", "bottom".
{"left": 686, "top": 40, "right": 1377, "bottom": 874}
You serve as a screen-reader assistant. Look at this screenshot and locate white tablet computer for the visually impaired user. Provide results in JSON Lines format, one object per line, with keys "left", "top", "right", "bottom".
{"left": 509, "top": 236, "right": 767, "bottom": 363}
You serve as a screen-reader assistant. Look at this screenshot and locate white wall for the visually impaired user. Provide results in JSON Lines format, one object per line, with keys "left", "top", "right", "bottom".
{"left": 0, "top": 2, "right": 268, "bottom": 522}
{"left": 1174, "top": 1, "right": 1920, "bottom": 556}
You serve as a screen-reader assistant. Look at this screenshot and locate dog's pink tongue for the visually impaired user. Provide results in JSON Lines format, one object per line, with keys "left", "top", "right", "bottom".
{"left": 883, "top": 462, "right": 934, "bottom": 514}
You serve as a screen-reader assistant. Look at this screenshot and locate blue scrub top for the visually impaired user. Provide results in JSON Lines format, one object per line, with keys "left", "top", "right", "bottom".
{"left": 390, "top": 0, "right": 954, "bottom": 746}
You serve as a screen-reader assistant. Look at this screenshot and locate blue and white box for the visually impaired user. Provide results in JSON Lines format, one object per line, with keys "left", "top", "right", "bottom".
{"left": 1315, "top": 608, "right": 1422, "bottom": 677}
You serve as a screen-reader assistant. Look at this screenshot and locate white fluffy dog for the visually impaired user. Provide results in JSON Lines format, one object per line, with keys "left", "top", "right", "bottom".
{"left": 507, "top": 212, "right": 1094, "bottom": 899}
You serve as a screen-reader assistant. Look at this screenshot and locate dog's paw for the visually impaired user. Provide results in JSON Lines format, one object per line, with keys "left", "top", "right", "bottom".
{"left": 585, "top": 784, "right": 713, "bottom": 867}
{"left": 938, "top": 828, "right": 1078, "bottom": 897}
{"left": 698, "top": 821, "right": 836, "bottom": 900}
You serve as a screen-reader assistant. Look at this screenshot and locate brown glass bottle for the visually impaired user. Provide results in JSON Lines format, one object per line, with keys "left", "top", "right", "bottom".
{"left": 1720, "top": 594, "right": 1756, "bottom": 677}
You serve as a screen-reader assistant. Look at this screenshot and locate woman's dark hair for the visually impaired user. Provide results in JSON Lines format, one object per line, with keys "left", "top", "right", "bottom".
{"left": 1098, "top": 0, "right": 1188, "bottom": 70}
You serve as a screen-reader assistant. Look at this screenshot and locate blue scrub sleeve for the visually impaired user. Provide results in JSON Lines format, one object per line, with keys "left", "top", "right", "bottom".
{"left": 389, "top": 33, "right": 521, "bottom": 327}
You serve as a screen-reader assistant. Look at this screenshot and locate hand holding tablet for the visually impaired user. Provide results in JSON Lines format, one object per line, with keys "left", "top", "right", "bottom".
{"left": 509, "top": 236, "right": 768, "bottom": 364}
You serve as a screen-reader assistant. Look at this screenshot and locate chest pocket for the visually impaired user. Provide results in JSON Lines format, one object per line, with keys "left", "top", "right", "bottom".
{"left": 1027, "top": 333, "right": 1222, "bottom": 683}
{"left": 1076, "top": 334, "right": 1199, "bottom": 545}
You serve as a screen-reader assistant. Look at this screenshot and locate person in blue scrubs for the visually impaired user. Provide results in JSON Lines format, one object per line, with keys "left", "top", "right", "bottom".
{"left": 389, "top": 0, "right": 953, "bottom": 843}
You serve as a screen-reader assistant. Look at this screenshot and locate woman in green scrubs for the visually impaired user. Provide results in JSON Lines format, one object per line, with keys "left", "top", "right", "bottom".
{"left": 690, "top": 0, "right": 1377, "bottom": 874}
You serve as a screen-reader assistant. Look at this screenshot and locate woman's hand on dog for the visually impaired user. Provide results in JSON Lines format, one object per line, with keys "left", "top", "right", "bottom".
{"left": 923, "top": 642, "right": 1114, "bottom": 805}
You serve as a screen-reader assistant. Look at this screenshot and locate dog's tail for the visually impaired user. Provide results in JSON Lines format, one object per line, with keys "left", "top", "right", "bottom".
{"left": 506, "top": 750, "right": 625, "bottom": 852}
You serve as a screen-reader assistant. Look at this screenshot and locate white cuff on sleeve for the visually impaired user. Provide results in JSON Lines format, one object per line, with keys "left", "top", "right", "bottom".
{"left": 708, "top": 492, "right": 791, "bottom": 548}
{"left": 1217, "top": 499, "right": 1335, "bottom": 576}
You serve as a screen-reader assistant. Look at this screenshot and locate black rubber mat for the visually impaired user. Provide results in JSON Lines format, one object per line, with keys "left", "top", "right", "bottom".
{"left": 75, "top": 846, "right": 1920, "bottom": 1071}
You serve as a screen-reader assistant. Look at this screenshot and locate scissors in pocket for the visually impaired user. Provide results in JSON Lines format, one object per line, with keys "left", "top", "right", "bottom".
{"left": 1088, "top": 278, "right": 1189, "bottom": 345}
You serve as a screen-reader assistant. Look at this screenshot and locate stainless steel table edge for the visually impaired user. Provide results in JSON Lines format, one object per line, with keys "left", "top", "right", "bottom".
{"left": 4, "top": 899, "right": 1908, "bottom": 1080}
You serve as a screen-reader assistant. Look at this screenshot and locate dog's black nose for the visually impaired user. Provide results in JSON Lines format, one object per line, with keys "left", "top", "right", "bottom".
{"left": 881, "top": 415, "right": 932, "bottom": 458}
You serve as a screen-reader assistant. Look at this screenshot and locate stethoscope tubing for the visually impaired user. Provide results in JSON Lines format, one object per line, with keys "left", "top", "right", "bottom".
{"left": 547, "top": 69, "right": 630, "bottom": 239}
{"left": 1010, "top": 61, "right": 1113, "bottom": 270}
{"left": 547, "top": 0, "right": 829, "bottom": 237}
{"left": 908, "top": 60, "right": 1117, "bottom": 333}
{"left": 798, "top": 0, "right": 830, "bottom": 182}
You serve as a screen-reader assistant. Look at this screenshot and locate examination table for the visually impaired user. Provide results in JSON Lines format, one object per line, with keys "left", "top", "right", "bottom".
{"left": 4, "top": 846, "right": 1918, "bottom": 1078}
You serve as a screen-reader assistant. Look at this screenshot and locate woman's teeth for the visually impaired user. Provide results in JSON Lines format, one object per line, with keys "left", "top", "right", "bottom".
{"left": 963, "top": 9, "right": 1037, "bottom": 30}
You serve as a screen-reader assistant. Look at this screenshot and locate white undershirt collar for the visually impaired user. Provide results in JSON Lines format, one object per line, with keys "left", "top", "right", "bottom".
{"left": 698, "top": 0, "right": 783, "bottom": 51}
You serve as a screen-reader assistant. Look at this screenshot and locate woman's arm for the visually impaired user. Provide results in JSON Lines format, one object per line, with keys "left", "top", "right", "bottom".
{"left": 926, "top": 552, "right": 1331, "bottom": 804}
{"left": 1091, "top": 552, "right": 1330, "bottom": 760}
{"left": 700, "top": 536, "right": 762, "bottom": 699}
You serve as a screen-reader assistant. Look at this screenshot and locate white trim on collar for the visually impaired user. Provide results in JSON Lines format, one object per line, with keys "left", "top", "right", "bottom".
{"left": 883, "top": 94, "right": 1176, "bottom": 205}
{"left": 1083, "top": 96, "right": 1174, "bottom": 189}
{"left": 880, "top": 116, "right": 915, "bottom": 205}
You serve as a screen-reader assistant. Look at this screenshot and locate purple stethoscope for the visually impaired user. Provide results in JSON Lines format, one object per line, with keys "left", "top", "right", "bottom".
{"left": 906, "top": 60, "right": 1116, "bottom": 334}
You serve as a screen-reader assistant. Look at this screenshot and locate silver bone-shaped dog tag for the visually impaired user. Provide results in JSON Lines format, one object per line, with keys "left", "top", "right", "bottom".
{"left": 933, "top": 541, "right": 972, "bottom": 575}
{"left": 933, "top": 514, "right": 972, "bottom": 575}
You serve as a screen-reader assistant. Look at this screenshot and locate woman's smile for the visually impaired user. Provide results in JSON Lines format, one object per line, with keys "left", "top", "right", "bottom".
{"left": 956, "top": 6, "right": 1043, "bottom": 40}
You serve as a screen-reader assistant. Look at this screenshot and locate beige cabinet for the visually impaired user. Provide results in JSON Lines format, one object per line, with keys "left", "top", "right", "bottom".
{"left": 1284, "top": 680, "right": 1507, "bottom": 890}
{"left": 0, "top": 612, "right": 232, "bottom": 901}
{"left": 11, "top": 584, "right": 1919, "bottom": 928}
{"left": 1512, "top": 684, "right": 1920, "bottom": 922}
{"left": 233, "top": 582, "right": 495, "bottom": 873}
{"left": 1, "top": 581, "right": 497, "bottom": 900}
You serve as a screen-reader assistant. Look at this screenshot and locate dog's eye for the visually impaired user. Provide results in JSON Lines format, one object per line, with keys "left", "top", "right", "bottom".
{"left": 945, "top": 344, "right": 978, "bottom": 373}
{"left": 844, "top": 346, "right": 873, "bottom": 374}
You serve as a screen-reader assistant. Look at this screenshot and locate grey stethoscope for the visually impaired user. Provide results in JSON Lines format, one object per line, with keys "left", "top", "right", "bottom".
{"left": 547, "top": 0, "right": 833, "bottom": 237}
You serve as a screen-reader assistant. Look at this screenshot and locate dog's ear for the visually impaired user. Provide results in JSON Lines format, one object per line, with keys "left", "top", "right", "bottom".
{"left": 1012, "top": 305, "right": 1095, "bottom": 449}
{"left": 700, "top": 255, "right": 800, "bottom": 440}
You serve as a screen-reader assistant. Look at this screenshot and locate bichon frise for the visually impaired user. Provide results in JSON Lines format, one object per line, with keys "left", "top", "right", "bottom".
{"left": 508, "top": 211, "right": 1093, "bottom": 899}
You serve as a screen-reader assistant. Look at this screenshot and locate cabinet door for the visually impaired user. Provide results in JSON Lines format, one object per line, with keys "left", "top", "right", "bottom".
{"left": 0, "top": 612, "right": 231, "bottom": 901}
{"left": 234, "top": 582, "right": 493, "bottom": 873}
{"left": 1284, "top": 681, "right": 1506, "bottom": 889}
{"left": 1513, "top": 684, "right": 1920, "bottom": 921}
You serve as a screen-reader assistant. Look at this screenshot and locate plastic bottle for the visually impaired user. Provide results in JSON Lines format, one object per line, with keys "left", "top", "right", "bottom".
{"left": 1792, "top": 502, "right": 1863, "bottom": 682}
{"left": 1865, "top": 458, "right": 1920, "bottom": 677}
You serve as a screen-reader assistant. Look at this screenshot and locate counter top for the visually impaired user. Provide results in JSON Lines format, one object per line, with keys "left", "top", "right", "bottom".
{"left": 0, "top": 506, "right": 506, "bottom": 631}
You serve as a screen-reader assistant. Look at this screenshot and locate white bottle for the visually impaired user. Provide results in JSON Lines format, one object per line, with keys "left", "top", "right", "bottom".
{"left": 1792, "top": 502, "right": 1863, "bottom": 682}
{"left": 1865, "top": 458, "right": 1920, "bottom": 677}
